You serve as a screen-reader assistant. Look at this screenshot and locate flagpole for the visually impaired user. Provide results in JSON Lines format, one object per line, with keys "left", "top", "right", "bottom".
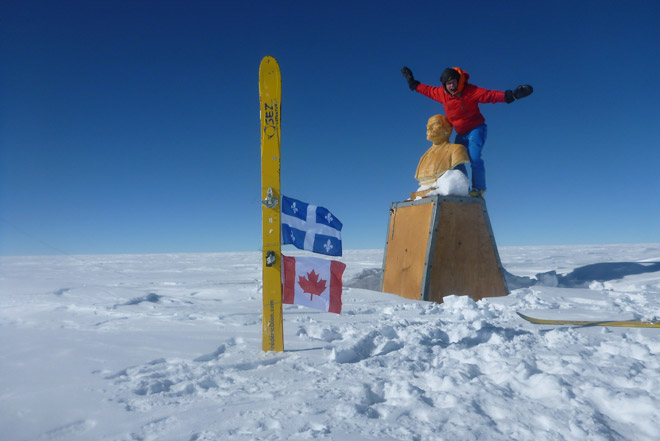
{"left": 259, "top": 56, "right": 284, "bottom": 352}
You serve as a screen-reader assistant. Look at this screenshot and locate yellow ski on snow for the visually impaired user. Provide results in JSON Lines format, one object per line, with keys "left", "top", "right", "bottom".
{"left": 259, "top": 56, "right": 284, "bottom": 352}
{"left": 517, "top": 312, "right": 660, "bottom": 328}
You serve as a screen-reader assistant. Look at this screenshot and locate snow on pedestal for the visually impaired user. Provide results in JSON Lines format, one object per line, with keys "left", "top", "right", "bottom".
{"left": 411, "top": 169, "right": 470, "bottom": 200}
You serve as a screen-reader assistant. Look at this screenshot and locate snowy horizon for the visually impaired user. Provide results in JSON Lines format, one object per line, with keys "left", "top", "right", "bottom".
{"left": 2, "top": 241, "right": 659, "bottom": 259}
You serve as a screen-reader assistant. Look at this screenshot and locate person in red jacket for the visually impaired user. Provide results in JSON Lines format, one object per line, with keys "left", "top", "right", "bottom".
{"left": 401, "top": 66, "right": 533, "bottom": 197}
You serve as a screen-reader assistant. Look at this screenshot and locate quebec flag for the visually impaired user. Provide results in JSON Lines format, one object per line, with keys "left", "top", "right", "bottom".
{"left": 281, "top": 195, "right": 342, "bottom": 256}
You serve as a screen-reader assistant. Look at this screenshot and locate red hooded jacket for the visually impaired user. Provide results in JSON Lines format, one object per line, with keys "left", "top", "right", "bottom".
{"left": 414, "top": 69, "right": 506, "bottom": 135}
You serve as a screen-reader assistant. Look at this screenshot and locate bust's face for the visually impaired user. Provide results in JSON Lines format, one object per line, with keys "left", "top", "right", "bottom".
{"left": 426, "top": 121, "right": 450, "bottom": 144}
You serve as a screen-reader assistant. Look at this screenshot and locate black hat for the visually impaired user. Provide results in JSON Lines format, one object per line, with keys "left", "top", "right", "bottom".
{"left": 440, "top": 68, "right": 460, "bottom": 85}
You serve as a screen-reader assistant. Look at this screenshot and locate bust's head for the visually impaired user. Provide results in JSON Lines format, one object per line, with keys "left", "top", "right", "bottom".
{"left": 426, "top": 115, "right": 452, "bottom": 145}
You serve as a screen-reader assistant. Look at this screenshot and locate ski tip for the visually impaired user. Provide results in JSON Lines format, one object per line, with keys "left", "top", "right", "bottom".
{"left": 260, "top": 55, "right": 279, "bottom": 66}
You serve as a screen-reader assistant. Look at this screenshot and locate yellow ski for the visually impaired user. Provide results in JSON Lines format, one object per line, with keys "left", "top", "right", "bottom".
{"left": 517, "top": 312, "right": 660, "bottom": 328}
{"left": 259, "top": 56, "right": 284, "bottom": 351}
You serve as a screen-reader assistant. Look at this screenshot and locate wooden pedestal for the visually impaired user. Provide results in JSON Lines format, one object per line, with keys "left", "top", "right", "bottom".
{"left": 381, "top": 195, "right": 509, "bottom": 303}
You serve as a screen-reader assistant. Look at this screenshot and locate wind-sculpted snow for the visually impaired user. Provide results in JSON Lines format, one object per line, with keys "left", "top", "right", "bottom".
{"left": 1, "top": 245, "right": 660, "bottom": 440}
{"left": 345, "top": 257, "right": 660, "bottom": 292}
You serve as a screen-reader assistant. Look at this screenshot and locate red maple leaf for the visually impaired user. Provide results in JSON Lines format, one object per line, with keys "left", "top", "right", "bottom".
{"left": 298, "top": 270, "right": 327, "bottom": 300}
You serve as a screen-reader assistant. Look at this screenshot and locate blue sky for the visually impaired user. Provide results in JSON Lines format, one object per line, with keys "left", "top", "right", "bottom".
{"left": 1, "top": 0, "right": 659, "bottom": 256}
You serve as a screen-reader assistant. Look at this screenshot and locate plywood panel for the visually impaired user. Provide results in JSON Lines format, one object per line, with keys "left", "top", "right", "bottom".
{"left": 427, "top": 202, "right": 508, "bottom": 303}
{"left": 382, "top": 202, "right": 433, "bottom": 300}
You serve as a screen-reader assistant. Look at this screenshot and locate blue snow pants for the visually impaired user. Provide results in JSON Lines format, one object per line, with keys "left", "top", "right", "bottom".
{"left": 454, "top": 123, "right": 487, "bottom": 191}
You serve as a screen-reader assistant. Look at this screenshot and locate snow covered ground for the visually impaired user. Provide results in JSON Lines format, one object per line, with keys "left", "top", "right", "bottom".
{"left": 2, "top": 243, "right": 660, "bottom": 441}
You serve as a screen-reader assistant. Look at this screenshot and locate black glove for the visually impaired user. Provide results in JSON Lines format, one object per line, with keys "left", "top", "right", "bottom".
{"left": 401, "top": 66, "right": 420, "bottom": 91}
{"left": 505, "top": 85, "right": 533, "bottom": 103}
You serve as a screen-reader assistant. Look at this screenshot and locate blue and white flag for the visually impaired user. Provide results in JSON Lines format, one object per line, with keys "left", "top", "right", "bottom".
{"left": 281, "top": 195, "right": 342, "bottom": 256}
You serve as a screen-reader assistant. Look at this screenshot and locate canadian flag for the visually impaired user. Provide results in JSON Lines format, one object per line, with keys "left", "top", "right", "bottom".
{"left": 282, "top": 254, "right": 346, "bottom": 314}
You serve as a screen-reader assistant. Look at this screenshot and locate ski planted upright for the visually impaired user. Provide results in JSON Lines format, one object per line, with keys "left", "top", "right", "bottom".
{"left": 259, "top": 56, "right": 284, "bottom": 352}
{"left": 517, "top": 312, "right": 660, "bottom": 328}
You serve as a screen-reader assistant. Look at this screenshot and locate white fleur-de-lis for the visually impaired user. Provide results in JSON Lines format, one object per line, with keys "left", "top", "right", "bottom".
{"left": 291, "top": 202, "right": 298, "bottom": 214}
{"left": 323, "top": 239, "right": 334, "bottom": 253}
{"left": 290, "top": 231, "right": 296, "bottom": 242}
{"left": 325, "top": 212, "right": 334, "bottom": 224}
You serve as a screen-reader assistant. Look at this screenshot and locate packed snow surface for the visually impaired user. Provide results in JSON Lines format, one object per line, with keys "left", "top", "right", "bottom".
{"left": 2, "top": 243, "right": 660, "bottom": 441}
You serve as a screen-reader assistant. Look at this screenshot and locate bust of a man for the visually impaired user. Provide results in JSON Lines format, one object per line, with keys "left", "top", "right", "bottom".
{"left": 415, "top": 115, "right": 470, "bottom": 186}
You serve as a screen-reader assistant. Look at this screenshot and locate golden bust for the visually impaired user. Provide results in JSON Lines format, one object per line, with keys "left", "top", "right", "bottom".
{"left": 415, "top": 115, "right": 470, "bottom": 186}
